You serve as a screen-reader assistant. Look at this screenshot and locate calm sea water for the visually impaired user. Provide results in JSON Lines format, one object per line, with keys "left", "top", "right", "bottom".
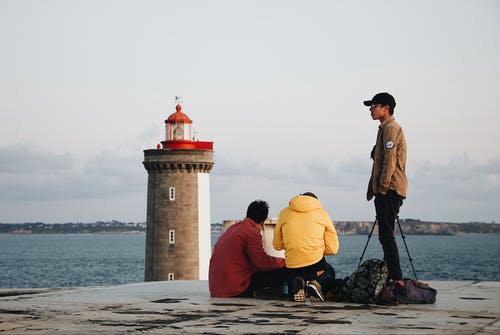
{"left": 0, "top": 234, "right": 499, "bottom": 289}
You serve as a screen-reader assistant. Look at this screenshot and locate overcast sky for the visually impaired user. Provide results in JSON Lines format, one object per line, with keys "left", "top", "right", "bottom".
{"left": 1, "top": 0, "right": 499, "bottom": 224}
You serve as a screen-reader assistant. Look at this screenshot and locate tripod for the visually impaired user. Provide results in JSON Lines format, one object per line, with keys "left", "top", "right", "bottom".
{"left": 358, "top": 216, "right": 418, "bottom": 280}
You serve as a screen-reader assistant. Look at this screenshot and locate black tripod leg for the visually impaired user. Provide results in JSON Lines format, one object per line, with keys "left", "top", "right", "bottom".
{"left": 396, "top": 216, "right": 418, "bottom": 280}
{"left": 358, "top": 218, "right": 377, "bottom": 267}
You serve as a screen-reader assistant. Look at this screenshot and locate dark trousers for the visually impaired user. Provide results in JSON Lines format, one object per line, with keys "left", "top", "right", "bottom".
{"left": 286, "top": 257, "right": 336, "bottom": 295}
{"left": 240, "top": 268, "right": 288, "bottom": 297}
{"left": 374, "top": 190, "right": 404, "bottom": 280}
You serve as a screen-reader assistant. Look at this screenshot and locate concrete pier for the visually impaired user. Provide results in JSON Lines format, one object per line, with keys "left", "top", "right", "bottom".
{"left": 1, "top": 281, "right": 499, "bottom": 334}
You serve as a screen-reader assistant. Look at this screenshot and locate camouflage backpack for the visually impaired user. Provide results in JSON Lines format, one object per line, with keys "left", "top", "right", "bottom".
{"left": 342, "top": 259, "right": 388, "bottom": 304}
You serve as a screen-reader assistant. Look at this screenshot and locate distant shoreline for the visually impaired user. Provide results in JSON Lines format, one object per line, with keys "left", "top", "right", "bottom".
{"left": 1, "top": 220, "right": 498, "bottom": 235}
{"left": 1, "top": 231, "right": 145, "bottom": 235}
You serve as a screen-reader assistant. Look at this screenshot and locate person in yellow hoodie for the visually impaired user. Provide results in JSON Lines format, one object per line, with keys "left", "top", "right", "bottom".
{"left": 273, "top": 192, "right": 340, "bottom": 302}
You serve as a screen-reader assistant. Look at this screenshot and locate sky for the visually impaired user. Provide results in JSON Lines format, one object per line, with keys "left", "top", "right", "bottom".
{"left": 1, "top": 0, "right": 499, "bottom": 224}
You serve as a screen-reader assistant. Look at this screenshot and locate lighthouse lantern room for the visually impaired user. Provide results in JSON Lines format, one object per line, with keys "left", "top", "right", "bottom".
{"left": 166, "top": 104, "right": 193, "bottom": 141}
{"left": 160, "top": 103, "right": 213, "bottom": 150}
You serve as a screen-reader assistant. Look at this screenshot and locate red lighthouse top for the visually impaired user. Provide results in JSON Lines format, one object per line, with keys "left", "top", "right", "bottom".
{"left": 160, "top": 101, "right": 213, "bottom": 150}
{"left": 165, "top": 104, "right": 193, "bottom": 124}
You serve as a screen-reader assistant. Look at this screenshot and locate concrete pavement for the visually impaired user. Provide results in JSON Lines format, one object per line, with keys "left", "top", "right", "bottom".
{"left": 1, "top": 280, "right": 499, "bottom": 334}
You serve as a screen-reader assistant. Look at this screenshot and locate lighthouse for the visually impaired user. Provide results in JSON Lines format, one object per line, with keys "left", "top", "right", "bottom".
{"left": 143, "top": 100, "right": 214, "bottom": 281}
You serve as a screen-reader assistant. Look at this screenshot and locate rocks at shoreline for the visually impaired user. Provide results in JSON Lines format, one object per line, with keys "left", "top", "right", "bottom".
{"left": 334, "top": 219, "right": 500, "bottom": 235}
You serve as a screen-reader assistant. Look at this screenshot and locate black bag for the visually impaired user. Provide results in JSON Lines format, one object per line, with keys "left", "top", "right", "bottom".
{"left": 341, "top": 259, "right": 388, "bottom": 304}
{"left": 389, "top": 279, "right": 437, "bottom": 304}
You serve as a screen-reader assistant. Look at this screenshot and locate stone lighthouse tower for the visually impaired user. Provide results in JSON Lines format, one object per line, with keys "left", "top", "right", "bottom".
{"left": 143, "top": 100, "right": 214, "bottom": 281}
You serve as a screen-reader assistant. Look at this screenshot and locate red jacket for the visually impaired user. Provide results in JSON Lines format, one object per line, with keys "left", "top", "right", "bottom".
{"left": 209, "top": 218, "right": 286, "bottom": 297}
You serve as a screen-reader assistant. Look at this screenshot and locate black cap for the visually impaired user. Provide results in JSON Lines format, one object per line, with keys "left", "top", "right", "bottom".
{"left": 363, "top": 92, "right": 396, "bottom": 108}
{"left": 301, "top": 192, "right": 318, "bottom": 199}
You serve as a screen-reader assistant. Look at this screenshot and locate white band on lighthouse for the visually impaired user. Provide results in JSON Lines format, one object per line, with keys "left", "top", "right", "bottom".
{"left": 197, "top": 172, "right": 211, "bottom": 280}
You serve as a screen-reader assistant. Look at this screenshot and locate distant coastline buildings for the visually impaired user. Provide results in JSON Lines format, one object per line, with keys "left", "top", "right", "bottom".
{"left": 0, "top": 220, "right": 498, "bottom": 235}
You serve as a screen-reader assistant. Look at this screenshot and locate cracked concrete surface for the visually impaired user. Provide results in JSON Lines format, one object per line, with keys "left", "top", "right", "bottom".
{"left": 0, "top": 281, "right": 499, "bottom": 334}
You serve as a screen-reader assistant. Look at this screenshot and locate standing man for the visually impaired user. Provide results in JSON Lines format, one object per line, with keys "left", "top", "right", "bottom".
{"left": 209, "top": 200, "right": 287, "bottom": 298}
{"left": 364, "top": 92, "right": 408, "bottom": 281}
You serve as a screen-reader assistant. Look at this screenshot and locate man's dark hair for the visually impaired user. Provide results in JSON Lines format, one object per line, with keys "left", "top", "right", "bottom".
{"left": 301, "top": 192, "right": 318, "bottom": 199}
{"left": 246, "top": 200, "right": 269, "bottom": 223}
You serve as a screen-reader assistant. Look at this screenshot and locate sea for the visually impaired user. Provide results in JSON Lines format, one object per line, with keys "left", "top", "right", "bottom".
{"left": 0, "top": 233, "right": 499, "bottom": 289}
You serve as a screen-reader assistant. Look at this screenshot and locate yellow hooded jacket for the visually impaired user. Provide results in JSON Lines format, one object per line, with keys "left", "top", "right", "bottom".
{"left": 273, "top": 195, "right": 339, "bottom": 269}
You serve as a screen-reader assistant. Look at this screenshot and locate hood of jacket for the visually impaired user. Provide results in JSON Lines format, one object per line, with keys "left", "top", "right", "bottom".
{"left": 288, "top": 195, "right": 322, "bottom": 213}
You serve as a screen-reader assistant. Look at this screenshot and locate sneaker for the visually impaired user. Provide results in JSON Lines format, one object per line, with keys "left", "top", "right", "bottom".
{"left": 306, "top": 280, "right": 325, "bottom": 302}
{"left": 253, "top": 285, "right": 283, "bottom": 300}
{"left": 292, "top": 276, "right": 306, "bottom": 302}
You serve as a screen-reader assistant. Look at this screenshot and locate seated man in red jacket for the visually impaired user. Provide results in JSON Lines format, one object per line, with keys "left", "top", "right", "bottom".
{"left": 209, "top": 200, "right": 287, "bottom": 298}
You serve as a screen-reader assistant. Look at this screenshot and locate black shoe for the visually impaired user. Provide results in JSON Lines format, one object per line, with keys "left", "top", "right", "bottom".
{"left": 292, "top": 276, "right": 306, "bottom": 302}
{"left": 253, "top": 285, "right": 283, "bottom": 300}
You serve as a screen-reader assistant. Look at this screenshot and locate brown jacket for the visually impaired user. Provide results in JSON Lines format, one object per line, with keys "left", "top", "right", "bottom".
{"left": 367, "top": 116, "right": 408, "bottom": 200}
